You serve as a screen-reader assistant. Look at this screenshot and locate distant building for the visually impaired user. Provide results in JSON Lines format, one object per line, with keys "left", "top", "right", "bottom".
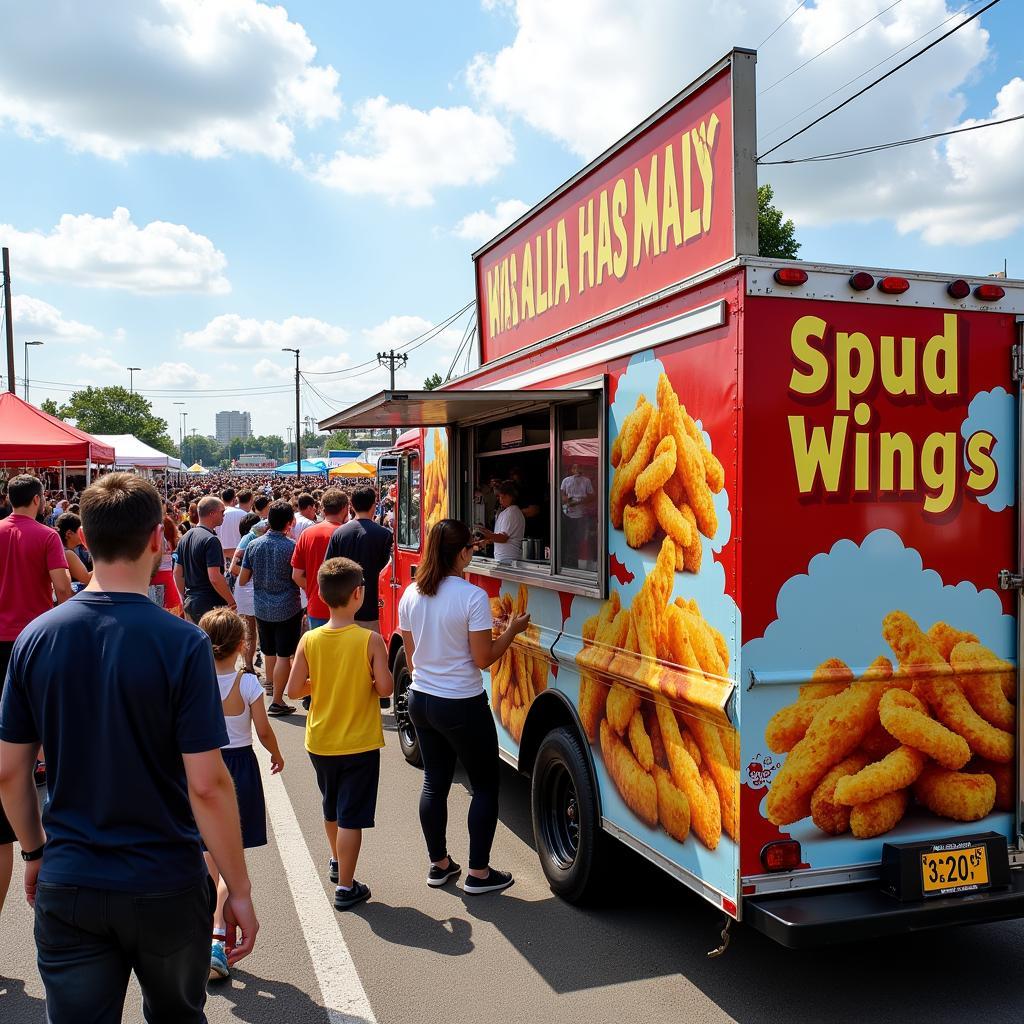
{"left": 216, "top": 410, "right": 252, "bottom": 444}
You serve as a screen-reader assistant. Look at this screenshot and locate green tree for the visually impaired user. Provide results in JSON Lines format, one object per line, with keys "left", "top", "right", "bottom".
{"left": 322, "top": 429, "right": 352, "bottom": 453}
{"left": 58, "top": 386, "right": 176, "bottom": 454}
{"left": 758, "top": 183, "right": 800, "bottom": 259}
{"left": 250, "top": 434, "right": 286, "bottom": 461}
{"left": 40, "top": 398, "right": 62, "bottom": 418}
{"left": 423, "top": 372, "right": 443, "bottom": 390}
{"left": 183, "top": 433, "right": 220, "bottom": 467}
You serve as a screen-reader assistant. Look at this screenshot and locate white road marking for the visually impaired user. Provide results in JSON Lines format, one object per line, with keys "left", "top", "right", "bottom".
{"left": 260, "top": 755, "right": 377, "bottom": 1024}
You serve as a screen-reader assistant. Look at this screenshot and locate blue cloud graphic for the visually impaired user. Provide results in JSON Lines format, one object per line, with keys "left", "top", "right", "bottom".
{"left": 961, "top": 386, "right": 1016, "bottom": 512}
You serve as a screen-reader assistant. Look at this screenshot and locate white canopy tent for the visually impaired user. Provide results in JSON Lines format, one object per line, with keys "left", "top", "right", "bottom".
{"left": 93, "top": 435, "right": 184, "bottom": 472}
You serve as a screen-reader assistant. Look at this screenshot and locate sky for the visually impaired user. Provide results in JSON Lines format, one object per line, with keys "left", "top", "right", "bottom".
{"left": 0, "top": 0, "right": 1021, "bottom": 448}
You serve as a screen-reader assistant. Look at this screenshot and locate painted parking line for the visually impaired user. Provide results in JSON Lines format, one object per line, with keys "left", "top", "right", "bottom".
{"left": 260, "top": 755, "right": 377, "bottom": 1024}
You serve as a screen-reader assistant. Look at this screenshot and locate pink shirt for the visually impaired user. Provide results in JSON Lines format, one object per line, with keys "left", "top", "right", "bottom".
{"left": 0, "top": 514, "right": 69, "bottom": 641}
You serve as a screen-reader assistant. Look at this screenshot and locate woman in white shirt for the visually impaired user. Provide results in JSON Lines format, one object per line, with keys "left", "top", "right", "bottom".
{"left": 477, "top": 481, "right": 526, "bottom": 561}
{"left": 398, "top": 518, "right": 530, "bottom": 894}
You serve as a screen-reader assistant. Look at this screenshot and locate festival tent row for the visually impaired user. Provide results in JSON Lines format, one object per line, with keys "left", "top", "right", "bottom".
{"left": 328, "top": 460, "right": 375, "bottom": 479}
{"left": 0, "top": 392, "right": 115, "bottom": 482}
{"left": 93, "top": 434, "right": 184, "bottom": 473}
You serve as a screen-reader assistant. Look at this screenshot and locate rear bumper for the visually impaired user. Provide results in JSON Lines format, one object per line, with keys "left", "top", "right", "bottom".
{"left": 745, "top": 870, "right": 1024, "bottom": 949}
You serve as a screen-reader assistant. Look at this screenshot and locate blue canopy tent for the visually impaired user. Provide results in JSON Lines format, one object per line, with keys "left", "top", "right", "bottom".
{"left": 273, "top": 458, "right": 328, "bottom": 475}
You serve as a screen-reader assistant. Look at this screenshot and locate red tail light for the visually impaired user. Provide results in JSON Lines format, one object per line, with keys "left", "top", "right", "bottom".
{"left": 878, "top": 276, "right": 910, "bottom": 294}
{"left": 849, "top": 272, "right": 874, "bottom": 291}
{"left": 946, "top": 279, "right": 971, "bottom": 299}
{"left": 975, "top": 283, "right": 1005, "bottom": 300}
{"left": 774, "top": 268, "right": 808, "bottom": 285}
{"left": 760, "top": 840, "right": 802, "bottom": 872}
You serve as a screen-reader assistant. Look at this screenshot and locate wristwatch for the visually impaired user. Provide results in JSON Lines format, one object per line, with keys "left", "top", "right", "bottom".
{"left": 21, "top": 843, "right": 45, "bottom": 862}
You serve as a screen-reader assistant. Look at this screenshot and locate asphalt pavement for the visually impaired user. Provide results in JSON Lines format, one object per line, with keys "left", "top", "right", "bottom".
{"left": 4, "top": 707, "right": 1024, "bottom": 1023}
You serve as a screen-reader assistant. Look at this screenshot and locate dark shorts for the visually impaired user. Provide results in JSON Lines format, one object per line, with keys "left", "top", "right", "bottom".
{"left": 0, "top": 640, "right": 16, "bottom": 844}
{"left": 183, "top": 592, "right": 226, "bottom": 625}
{"left": 308, "top": 749, "right": 380, "bottom": 829}
{"left": 256, "top": 610, "right": 303, "bottom": 658}
{"left": 220, "top": 746, "right": 267, "bottom": 850}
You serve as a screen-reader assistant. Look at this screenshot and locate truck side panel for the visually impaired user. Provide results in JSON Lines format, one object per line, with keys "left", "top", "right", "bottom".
{"left": 739, "top": 293, "right": 1018, "bottom": 882}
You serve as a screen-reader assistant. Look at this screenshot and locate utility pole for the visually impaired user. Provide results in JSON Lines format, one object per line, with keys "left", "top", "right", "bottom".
{"left": 127, "top": 366, "right": 141, "bottom": 394}
{"left": 174, "top": 403, "right": 185, "bottom": 460}
{"left": 24, "top": 341, "right": 43, "bottom": 403}
{"left": 3, "top": 248, "right": 14, "bottom": 394}
{"left": 377, "top": 349, "right": 408, "bottom": 443}
{"left": 282, "top": 347, "right": 301, "bottom": 478}
{"left": 191, "top": 427, "right": 197, "bottom": 466}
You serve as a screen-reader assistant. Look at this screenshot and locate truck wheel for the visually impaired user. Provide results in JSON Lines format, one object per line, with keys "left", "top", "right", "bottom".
{"left": 392, "top": 647, "right": 422, "bottom": 769}
{"left": 531, "top": 727, "right": 602, "bottom": 904}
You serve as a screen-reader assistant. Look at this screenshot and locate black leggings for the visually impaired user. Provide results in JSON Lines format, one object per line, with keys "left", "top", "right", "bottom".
{"left": 407, "top": 690, "right": 500, "bottom": 870}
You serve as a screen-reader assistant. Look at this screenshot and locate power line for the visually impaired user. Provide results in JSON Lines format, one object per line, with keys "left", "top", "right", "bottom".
{"left": 757, "top": 0, "right": 1001, "bottom": 161}
{"left": 760, "top": 0, "right": 903, "bottom": 95}
{"left": 758, "top": 0, "right": 810, "bottom": 48}
{"left": 758, "top": 112, "right": 1024, "bottom": 164}
{"left": 758, "top": 0, "right": 985, "bottom": 143}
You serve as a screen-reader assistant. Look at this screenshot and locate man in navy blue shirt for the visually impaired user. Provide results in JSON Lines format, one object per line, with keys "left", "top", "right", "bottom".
{"left": 0, "top": 474, "right": 258, "bottom": 1023}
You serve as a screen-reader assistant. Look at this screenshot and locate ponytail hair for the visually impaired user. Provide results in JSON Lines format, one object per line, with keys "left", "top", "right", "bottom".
{"left": 416, "top": 518, "right": 472, "bottom": 597}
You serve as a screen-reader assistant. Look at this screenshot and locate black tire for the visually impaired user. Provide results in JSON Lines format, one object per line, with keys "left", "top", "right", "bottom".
{"left": 531, "top": 726, "right": 603, "bottom": 904}
{"left": 392, "top": 647, "right": 422, "bottom": 769}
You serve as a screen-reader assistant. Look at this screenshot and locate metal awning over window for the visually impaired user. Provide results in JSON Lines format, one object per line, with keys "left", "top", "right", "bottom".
{"left": 318, "top": 388, "right": 599, "bottom": 431}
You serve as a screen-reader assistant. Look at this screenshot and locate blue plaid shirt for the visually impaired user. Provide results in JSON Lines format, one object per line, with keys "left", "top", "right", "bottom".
{"left": 240, "top": 531, "right": 300, "bottom": 622}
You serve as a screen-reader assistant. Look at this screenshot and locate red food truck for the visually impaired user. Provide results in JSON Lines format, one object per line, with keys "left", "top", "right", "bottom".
{"left": 319, "top": 49, "right": 1024, "bottom": 947}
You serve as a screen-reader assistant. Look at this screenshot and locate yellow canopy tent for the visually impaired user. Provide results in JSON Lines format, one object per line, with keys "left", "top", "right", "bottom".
{"left": 188, "top": 463, "right": 209, "bottom": 474}
{"left": 329, "top": 460, "right": 375, "bottom": 479}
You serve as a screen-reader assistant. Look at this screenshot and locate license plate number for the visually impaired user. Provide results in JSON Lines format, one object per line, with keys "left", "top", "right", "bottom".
{"left": 920, "top": 845, "right": 990, "bottom": 896}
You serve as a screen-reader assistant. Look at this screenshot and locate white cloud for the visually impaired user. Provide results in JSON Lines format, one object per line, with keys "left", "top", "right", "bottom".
{"left": 454, "top": 198, "right": 529, "bottom": 242}
{"left": 13, "top": 295, "right": 102, "bottom": 342}
{"left": 1, "top": 208, "right": 230, "bottom": 294}
{"left": 468, "top": 0, "right": 1017, "bottom": 245}
{"left": 312, "top": 96, "right": 514, "bottom": 206}
{"left": 75, "top": 352, "right": 123, "bottom": 376}
{"left": 182, "top": 313, "right": 348, "bottom": 351}
{"left": 140, "top": 362, "right": 214, "bottom": 389}
{"left": 363, "top": 314, "right": 464, "bottom": 352}
{"left": 0, "top": 0, "right": 340, "bottom": 161}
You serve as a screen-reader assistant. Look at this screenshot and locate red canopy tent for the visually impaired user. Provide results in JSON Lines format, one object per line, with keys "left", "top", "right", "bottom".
{"left": 0, "top": 392, "right": 115, "bottom": 477}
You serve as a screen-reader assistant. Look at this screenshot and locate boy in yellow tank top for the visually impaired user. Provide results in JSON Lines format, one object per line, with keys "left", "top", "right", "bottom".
{"left": 287, "top": 557, "right": 393, "bottom": 910}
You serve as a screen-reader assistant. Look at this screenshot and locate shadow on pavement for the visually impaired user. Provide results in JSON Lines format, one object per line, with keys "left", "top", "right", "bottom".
{"left": 209, "top": 968, "right": 341, "bottom": 1024}
{"left": 356, "top": 900, "right": 474, "bottom": 956}
{"left": 0, "top": 975, "right": 46, "bottom": 1024}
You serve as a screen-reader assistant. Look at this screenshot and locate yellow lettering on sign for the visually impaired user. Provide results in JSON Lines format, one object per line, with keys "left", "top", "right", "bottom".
{"left": 692, "top": 114, "right": 719, "bottom": 233}
{"left": 921, "top": 432, "right": 957, "bottom": 515}
{"left": 789, "top": 415, "right": 848, "bottom": 493}
{"left": 578, "top": 200, "right": 595, "bottom": 294}
{"left": 596, "top": 189, "right": 613, "bottom": 286}
{"left": 486, "top": 266, "right": 501, "bottom": 339}
{"left": 879, "top": 432, "right": 915, "bottom": 491}
{"left": 520, "top": 242, "right": 535, "bottom": 322}
{"left": 680, "top": 132, "right": 701, "bottom": 242}
{"left": 632, "top": 154, "right": 660, "bottom": 269}
{"left": 879, "top": 336, "right": 917, "bottom": 396}
{"left": 788, "top": 316, "right": 829, "bottom": 397}
{"left": 965, "top": 430, "right": 997, "bottom": 494}
{"left": 660, "top": 144, "right": 681, "bottom": 252}
{"left": 835, "top": 331, "right": 874, "bottom": 412}
{"left": 611, "top": 179, "right": 628, "bottom": 279}
{"left": 555, "top": 219, "right": 570, "bottom": 305}
{"left": 535, "top": 234, "right": 549, "bottom": 315}
{"left": 923, "top": 314, "right": 959, "bottom": 397}
{"left": 500, "top": 259, "right": 512, "bottom": 332}
{"left": 508, "top": 252, "right": 519, "bottom": 327}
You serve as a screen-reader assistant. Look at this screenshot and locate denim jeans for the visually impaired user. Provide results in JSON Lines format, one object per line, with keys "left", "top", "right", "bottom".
{"left": 34, "top": 877, "right": 214, "bottom": 1023}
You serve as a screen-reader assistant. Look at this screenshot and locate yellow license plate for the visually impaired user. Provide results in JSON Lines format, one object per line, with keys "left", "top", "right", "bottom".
{"left": 920, "top": 845, "right": 989, "bottom": 895}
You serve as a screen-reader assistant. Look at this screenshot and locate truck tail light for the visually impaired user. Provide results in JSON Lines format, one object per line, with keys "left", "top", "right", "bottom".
{"left": 760, "top": 839, "right": 802, "bottom": 872}
{"left": 946, "top": 279, "right": 971, "bottom": 299}
{"left": 975, "top": 283, "right": 1005, "bottom": 301}
{"left": 773, "top": 268, "right": 808, "bottom": 286}
{"left": 849, "top": 272, "right": 874, "bottom": 291}
{"left": 878, "top": 276, "right": 910, "bottom": 294}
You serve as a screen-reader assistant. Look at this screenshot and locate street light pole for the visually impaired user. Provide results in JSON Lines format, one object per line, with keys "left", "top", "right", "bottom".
{"left": 191, "top": 427, "right": 197, "bottom": 466}
{"left": 282, "top": 347, "right": 301, "bottom": 479}
{"left": 24, "top": 340, "right": 43, "bottom": 403}
{"left": 127, "top": 367, "right": 141, "bottom": 394}
{"left": 174, "top": 402, "right": 185, "bottom": 459}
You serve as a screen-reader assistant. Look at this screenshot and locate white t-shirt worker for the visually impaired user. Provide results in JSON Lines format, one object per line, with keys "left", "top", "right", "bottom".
{"left": 479, "top": 482, "right": 526, "bottom": 561}
{"left": 560, "top": 467, "right": 593, "bottom": 519}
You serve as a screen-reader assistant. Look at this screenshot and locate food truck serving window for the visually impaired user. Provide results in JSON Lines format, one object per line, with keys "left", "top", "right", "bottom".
{"left": 459, "top": 392, "right": 604, "bottom": 598}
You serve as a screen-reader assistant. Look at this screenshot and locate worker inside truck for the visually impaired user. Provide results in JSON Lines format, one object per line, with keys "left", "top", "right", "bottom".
{"left": 460, "top": 394, "right": 601, "bottom": 580}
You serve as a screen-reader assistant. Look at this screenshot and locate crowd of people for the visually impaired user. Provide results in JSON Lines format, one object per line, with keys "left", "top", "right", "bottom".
{"left": 0, "top": 468, "right": 530, "bottom": 1023}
